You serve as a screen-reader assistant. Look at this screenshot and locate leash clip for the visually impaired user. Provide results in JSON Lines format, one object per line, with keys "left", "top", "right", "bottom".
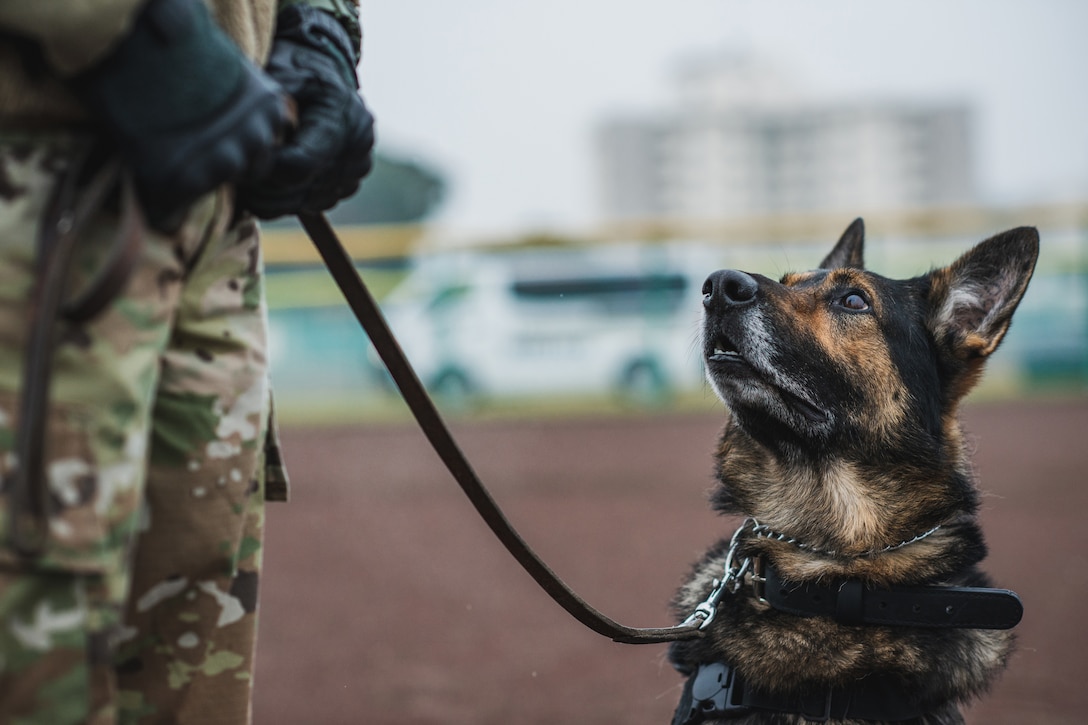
{"left": 720, "top": 520, "right": 754, "bottom": 594}
{"left": 681, "top": 519, "right": 755, "bottom": 631}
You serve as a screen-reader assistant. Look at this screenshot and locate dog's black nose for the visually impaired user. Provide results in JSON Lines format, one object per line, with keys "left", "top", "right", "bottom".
{"left": 703, "top": 269, "right": 758, "bottom": 308}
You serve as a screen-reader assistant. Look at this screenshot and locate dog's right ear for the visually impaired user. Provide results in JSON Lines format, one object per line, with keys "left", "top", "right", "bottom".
{"left": 926, "top": 227, "right": 1039, "bottom": 360}
{"left": 925, "top": 227, "right": 1039, "bottom": 400}
{"left": 819, "top": 218, "right": 865, "bottom": 269}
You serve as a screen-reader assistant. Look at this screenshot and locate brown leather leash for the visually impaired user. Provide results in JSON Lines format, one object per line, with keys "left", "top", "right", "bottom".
{"left": 298, "top": 212, "right": 708, "bottom": 645}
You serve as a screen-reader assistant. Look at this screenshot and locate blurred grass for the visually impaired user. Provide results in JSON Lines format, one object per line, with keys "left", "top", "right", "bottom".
{"left": 272, "top": 375, "right": 1087, "bottom": 428}
{"left": 273, "top": 387, "right": 728, "bottom": 427}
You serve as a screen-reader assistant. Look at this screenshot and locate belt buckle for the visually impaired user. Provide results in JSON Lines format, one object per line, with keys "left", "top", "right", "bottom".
{"left": 751, "top": 555, "right": 767, "bottom": 604}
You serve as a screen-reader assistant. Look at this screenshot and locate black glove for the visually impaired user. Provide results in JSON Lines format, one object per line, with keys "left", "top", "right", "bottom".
{"left": 73, "top": 0, "right": 290, "bottom": 229}
{"left": 237, "top": 5, "right": 376, "bottom": 219}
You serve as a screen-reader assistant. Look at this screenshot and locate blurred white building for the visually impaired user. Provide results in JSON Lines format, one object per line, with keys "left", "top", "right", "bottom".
{"left": 596, "top": 53, "right": 975, "bottom": 220}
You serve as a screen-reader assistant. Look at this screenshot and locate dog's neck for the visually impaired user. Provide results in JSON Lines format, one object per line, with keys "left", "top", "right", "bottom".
{"left": 713, "top": 419, "right": 982, "bottom": 582}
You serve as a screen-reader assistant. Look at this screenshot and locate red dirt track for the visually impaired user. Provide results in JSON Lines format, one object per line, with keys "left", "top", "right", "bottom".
{"left": 254, "top": 399, "right": 1088, "bottom": 724}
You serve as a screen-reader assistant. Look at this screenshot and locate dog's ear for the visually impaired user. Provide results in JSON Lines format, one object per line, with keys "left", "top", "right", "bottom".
{"left": 926, "top": 227, "right": 1039, "bottom": 362}
{"left": 819, "top": 218, "right": 865, "bottom": 269}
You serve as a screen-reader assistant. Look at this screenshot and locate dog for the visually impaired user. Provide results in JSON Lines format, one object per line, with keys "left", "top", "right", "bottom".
{"left": 668, "top": 219, "right": 1038, "bottom": 724}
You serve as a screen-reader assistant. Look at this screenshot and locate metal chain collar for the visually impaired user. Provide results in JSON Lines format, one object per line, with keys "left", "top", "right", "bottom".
{"left": 750, "top": 519, "right": 943, "bottom": 558}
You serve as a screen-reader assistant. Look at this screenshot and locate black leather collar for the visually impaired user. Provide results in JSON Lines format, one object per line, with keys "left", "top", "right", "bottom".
{"left": 757, "top": 559, "right": 1023, "bottom": 630}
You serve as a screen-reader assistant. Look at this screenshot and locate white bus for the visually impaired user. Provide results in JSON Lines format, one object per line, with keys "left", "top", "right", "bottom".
{"left": 371, "top": 243, "right": 717, "bottom": 406}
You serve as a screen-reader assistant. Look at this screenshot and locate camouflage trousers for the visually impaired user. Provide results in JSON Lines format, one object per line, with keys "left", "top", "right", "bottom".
{"left": 0, "top": 135, "right": 287, "bottom": 723}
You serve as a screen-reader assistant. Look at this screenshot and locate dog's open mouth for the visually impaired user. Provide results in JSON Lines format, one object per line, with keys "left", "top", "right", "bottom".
{"left": 707, "top": 334, "right": 744, "bottom": 364}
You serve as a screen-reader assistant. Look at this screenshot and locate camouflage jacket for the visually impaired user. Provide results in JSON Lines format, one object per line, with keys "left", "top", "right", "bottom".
{"left": 0, "top": 0, "right": 360, "bottom": 125}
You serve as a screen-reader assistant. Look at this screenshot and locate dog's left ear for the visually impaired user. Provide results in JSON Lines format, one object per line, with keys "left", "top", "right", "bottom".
{"left": 819, "top": 218, "right": 865, "bottom": 269}
{"left": 926, "top": 227, "right": 1039, "bottom": 360}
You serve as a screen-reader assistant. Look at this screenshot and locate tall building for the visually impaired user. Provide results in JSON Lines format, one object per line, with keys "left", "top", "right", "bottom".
{"left": 595, "top": 53, "right": 974, "bottom": 221}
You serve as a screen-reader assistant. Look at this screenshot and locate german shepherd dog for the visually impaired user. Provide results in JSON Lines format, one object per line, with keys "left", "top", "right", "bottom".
{"left": 668, "top": 220, "right": 1038, "bottom": 724}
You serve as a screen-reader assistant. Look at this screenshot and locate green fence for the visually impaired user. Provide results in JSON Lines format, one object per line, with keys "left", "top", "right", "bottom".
{"left": 266, "top": 214, "right": 1088, "bottom": 422}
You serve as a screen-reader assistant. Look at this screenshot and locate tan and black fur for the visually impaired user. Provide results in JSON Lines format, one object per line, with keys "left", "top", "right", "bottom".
{"left": 669, "top": 220, "right": 1038, "bottom": 724}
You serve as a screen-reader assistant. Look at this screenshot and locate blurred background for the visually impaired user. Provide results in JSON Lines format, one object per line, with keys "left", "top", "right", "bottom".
{"left": 254, "top": 1, "right": 1088, "bottom": 723}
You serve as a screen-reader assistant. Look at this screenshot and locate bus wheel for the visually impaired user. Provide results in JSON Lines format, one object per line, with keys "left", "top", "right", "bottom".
{"left": 618, "top": 360, "right": 670, "bottom": 407}
{"left": 431, "top": 368, "right": 479, "bottom": 411}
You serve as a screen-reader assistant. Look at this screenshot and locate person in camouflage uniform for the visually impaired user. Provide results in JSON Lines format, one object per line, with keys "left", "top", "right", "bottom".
{"left": 0, "top": 1, "right": 374, "bottom": 722}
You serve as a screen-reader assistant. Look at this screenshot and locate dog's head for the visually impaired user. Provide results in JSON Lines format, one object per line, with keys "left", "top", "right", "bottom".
{"left": 702, "top": 220, "right": 1038, "bottom": 555}
{"left": 703, "top": 219, "right": 1038, "bottom": 457}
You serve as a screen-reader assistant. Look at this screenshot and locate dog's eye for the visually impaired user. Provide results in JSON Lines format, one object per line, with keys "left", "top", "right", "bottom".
{"left": 838, "top": 292, "right": 870, "bottom": 312}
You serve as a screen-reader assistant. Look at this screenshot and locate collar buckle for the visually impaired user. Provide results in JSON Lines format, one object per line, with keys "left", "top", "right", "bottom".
{"left": 750, "top": 555, "right": 767, "bottom": 604}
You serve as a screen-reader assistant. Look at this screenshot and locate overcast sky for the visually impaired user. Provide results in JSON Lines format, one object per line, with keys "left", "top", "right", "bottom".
{"left": 357, "top": 0, "right": 1088, "bottom": 233}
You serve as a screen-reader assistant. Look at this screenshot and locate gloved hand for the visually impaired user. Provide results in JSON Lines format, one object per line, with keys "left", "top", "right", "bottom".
{"left": 237, "top": 5, "right": 376, "bottom": 219}
{"left": 72, "top": 0, "right": 290, "bottom": 230}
